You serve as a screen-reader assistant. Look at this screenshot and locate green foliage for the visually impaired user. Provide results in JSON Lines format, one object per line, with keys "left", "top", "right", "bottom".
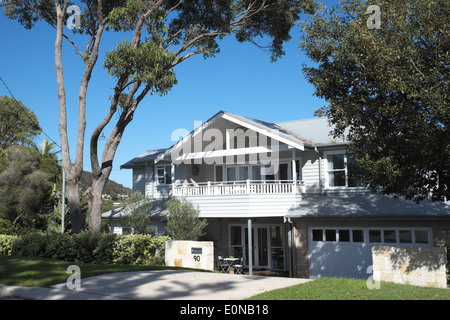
{"left": 0, "top": 234, "right": 17, "bottom": 255}
{"left": 300, "top": 0, "right": 450, "bottom": 202}
{"left": 112, "top": 234, "right": 170, "bottom": 265}
{"left": 104, "top": 40, "right": 177, "bottom": 96}
{"left": 79, "top": 170, "right": 131, "bottom": 198}
{"left": 120, "top": 192, "right": 154, "bottom": 235}
{"left": 3, "top": 232, "right": 170, "bottom": 266}
{"left": 165, "top": 198, "right": 208, "bottom": 241}
{"left": 0, "top": 145, "right": 55, "bottom": 233}
{"left": 0, "top": 218, "right": 14, "bottom": 235}
{"left": 0, "top": 95, "right": 41, "bottom": 151}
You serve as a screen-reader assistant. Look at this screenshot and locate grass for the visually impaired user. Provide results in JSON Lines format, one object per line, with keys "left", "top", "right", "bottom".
{"left": 1, "top": 255, "right": 448, "bottom": 300}
{"left": 0, "top": 254, "right": 190, "bottom": 287}
{"left": 247, "top": 277, "right": 450, "bottom": 300}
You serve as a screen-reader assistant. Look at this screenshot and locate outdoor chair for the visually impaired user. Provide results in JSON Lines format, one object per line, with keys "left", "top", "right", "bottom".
{"left": 217, "top": 256, "right": 229, "bottom": 273}
{"left": 233, "top": 257, "right": 245, "bottom": 275}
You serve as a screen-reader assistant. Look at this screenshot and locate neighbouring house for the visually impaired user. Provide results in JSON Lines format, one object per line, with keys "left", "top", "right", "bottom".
{"left": 102, "top": 110, "right": 450, "bottom": 279}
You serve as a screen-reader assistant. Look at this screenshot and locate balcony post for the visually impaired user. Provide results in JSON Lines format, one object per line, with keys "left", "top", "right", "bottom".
{"left": 171, "top": 163, "right": 175, "bottom": 195}
{"left": 246, "top": 179, "right": 250, "bottom": 194}
{"left": 291, "top": 148, "right": 297, "bottom": 194}
{"left": 248, "top": 218, "right": 253, "bottom": 276}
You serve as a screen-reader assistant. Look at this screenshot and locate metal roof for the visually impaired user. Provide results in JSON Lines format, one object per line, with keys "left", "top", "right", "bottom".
{"left": 275, "top": 117, "right": 348, "bottom": 146}
{"left": 286, "top": 193, "right": 450, "bottom": 219}
{"left": 101, "top": 199, "right": 168, "bottom": 220}
{"left": 120, "top": 148, "right": 167, "bottom": 169}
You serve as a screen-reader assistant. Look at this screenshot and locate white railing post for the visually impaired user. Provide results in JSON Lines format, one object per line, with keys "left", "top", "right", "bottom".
{"left": 246, "top": 179, "right": 250, "bottom": 194}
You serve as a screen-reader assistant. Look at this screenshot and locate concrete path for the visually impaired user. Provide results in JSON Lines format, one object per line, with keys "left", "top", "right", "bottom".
{"left": 1, "top": 270, "right": 310, "bottom": 300}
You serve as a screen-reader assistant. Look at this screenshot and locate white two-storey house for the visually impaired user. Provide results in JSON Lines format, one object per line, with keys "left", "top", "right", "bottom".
{"left": 103, "top": 110, "right": 450, "bottom": 279}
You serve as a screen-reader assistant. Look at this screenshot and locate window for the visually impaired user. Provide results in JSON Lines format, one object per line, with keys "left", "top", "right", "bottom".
{"left": 156, "top": 165, "right": 172, "bottom": 184}
{"left": 230, "top": 226, "right": 243, "bottom": 257}
{"left": 383, "top": 230, "right": 397, "bottom": 243}
{"left": 312, "top": 228, "right": 430, "bottom": 245}
{"left": 325, "top": 229, "right": 336, "bottom": 242}
{"left": 311, "top": 228, "right": 365, "bottom": 243}
{"left": 369, "top": 230, "right": 382, "bottom": 243}
{"left": 327, "top": 153, "right": 346, "bottom": 187}
{"left": 325, "top": 151, "right": 363, "bottom": 188}
{"left": 399, "top": 230, "right": 412, "bottom": 244}
{"left": 339, "top": 230, "right": 350, "bottom": 242}
{"left": 352, "top": 230, "right": 364, "bottom": 242}
{"left": 312, "top": 229, "right": 323, "bottom": 241}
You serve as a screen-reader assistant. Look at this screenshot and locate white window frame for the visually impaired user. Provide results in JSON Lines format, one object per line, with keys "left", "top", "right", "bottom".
{"left": 155, "top": 165, "right": 172, "bottom": 185}
{"left": 309, "top": 227, "right": 432, "bottom": 246}
{"left": 323, "top": 150, "right": 364, "bottom": 189}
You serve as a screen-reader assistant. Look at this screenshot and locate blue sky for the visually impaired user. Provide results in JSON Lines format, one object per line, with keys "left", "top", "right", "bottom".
{"left": 0, "top": 7, "right": 327, "bottom": 189}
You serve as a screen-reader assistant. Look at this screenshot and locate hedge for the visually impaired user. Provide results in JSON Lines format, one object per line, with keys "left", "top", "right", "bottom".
{"left": 0, "top": 233, "right": 171, "bottom": 265}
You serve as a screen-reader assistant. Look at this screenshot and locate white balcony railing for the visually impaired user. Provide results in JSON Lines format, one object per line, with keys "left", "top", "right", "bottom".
{"left": 172, "top": 180, "right": 306, "bottom": 197}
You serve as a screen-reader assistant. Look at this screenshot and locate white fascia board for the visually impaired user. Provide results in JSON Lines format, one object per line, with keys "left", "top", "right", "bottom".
{"left": 174, "top": 146, "right": 272, "bottom": 162}
{"left": 221, "top": 113, "right": 304, "bottom": 151}
{"left": 155, "top": 112, "right": 224, "bottom": 163}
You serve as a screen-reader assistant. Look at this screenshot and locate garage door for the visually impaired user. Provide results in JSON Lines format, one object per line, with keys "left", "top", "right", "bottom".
{"left": 308, "top": 227, "right": 432, "bottom": 279}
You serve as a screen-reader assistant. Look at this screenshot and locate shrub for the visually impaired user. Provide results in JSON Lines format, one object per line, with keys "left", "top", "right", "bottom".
{"left": 0, "top": 234, "right": 17, "bottom": 255}
{"left": 11, "top": 233, "right": 48, "bottom": 257}
{"left": 1, "top": 232, "right": 170, "bottom": 266}
{"left": 165, "top": 198, "right": 207, "bottom": 241}
{"left": 113, "top": 235, "right": 170, "bottom": 265}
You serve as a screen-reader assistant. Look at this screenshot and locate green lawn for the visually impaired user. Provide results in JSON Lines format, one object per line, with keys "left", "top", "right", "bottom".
{"left": 247, "top": 277, "right": 450, "bottom": 300}
{"left": 1, "top": 255, "right": 448, "bottom": 300}
{"left": 0, "top": 254, "right": 182, "bottom": 287}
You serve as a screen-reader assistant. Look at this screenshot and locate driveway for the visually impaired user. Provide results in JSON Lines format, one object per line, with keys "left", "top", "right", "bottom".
{"left": 3, "top": 270, "right": 310, "bottom": 300}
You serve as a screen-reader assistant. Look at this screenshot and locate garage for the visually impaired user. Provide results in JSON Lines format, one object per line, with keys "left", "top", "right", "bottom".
{"left": 308, "top": 227, "right": 432, "bottom": 279}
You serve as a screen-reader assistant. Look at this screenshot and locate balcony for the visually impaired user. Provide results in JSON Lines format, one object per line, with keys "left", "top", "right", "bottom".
{"left": 172, "top": 180, "right": 306, "bottom": 197}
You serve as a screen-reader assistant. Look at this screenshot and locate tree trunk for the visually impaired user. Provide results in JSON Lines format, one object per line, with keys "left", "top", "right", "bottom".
{"left": 66, "top": 178, "right": 83, "bottom": 234}
{"left": 87, "top": 176, "right": 107, "bottom": 234}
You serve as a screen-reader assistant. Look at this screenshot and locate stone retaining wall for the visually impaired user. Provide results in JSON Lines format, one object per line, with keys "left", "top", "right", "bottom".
{"left": 372, "top": 246, "right": 447, "bottom": 288}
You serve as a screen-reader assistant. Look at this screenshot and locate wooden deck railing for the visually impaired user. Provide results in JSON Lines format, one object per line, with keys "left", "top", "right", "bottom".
{"left": 172, "top": 180, "right": 305, "bottom": 196}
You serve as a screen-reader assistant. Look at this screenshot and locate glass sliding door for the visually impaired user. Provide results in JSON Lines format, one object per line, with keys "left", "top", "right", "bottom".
{"left": 270, "top": 226, "right": 284, "bottom": 270}
{"left": 229, "top": 224, "right": 285, "bottom": 270}
{"left": 257, "top": 227, "right": 269, "bottom": 267}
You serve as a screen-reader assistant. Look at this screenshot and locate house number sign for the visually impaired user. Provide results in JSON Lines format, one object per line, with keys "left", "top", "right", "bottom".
{"left": 191, "top": 247, "right": 202, "bottom": 262}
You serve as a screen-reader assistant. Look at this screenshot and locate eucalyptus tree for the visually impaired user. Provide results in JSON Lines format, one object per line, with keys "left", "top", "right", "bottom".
{"left": 3, "top": 0, "right": 316, "bottom": 233}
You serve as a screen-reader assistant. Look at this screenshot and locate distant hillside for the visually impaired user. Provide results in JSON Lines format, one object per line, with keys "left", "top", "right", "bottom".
{"left": 80, "top": 171, "right": 132, "bottom": 199}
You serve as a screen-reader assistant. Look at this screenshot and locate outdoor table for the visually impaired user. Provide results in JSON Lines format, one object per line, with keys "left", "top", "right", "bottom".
{"left": 223, "top": 257, "right": 239, "bottom": 273}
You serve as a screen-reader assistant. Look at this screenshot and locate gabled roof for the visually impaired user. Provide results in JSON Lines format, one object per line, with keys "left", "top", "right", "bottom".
{"left": 154, "top": 110, "right": 307, "bottom": 163}
{"left": 121, "top": 111, "right": 349, "bottom": 168}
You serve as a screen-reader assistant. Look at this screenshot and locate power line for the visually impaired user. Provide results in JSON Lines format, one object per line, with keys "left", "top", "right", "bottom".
{"left": 0, "top": 75, "right": 61, "bottom": 149}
